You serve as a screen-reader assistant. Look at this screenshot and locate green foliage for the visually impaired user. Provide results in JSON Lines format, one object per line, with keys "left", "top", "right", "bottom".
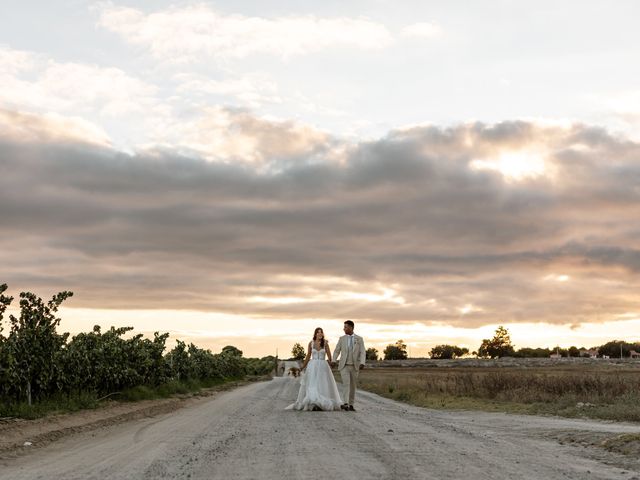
{"left": 244, "top": 356, "right": 276, "bottom": 376}
{"left": 513, "top": 347, "right": 552, "bottom": 358}
{"left": 430, "top": 344, "right": 469, "bottom": 359}
{"left": 384, "top": 340, "right": 408, "bottom": 360}
{"left": 598, "top": 340, "right": 640, "bottom": 358}
{"left": 477, "top": 326, "right": 515, "bottom": 359}
{"left": 120, "top": 385, "right": 155, "bottom": 402}
{"left": 291, "top": 342, "right": 305, "bottom": 361}
{"left": 59, "top": 326, "right": 172, "bottom": 396}
{"left": 0, "top": 284, "right": 15, "bottom": 400}
{"left": 366, "top": 347, "right": 379, "bottom": 361}
{"left": 165, "top": 340, "right": 190, "bottom": 381}
{"left": 0, "top": 283, "right": 12, "bottom": 323}
{"left": 567, "top": 346, "right": 582, "bottom": 357}
{"left": 222, "top": 345, "right": 243, "bottom": 357}
{"left": 0, "top": 284, "right": 272, "bottom": 416}
{"left": 0, "top": 391, "right": 100, "bottom": 419}
{"left": 6, "top": 290, "right": 73, "bottom": 404}
{"left": 511, "top": 346, "right": 589, "bottom": 358}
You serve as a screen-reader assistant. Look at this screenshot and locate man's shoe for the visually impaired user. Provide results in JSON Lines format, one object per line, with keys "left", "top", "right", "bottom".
{"left": 340, "top": 404, "right": 349, "bottom": 411}
{"left": 348, "top": 405, "right": 356, "bottom": 411}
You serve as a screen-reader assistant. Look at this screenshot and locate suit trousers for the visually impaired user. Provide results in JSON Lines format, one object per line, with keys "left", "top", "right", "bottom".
{"left": 339, "top": 364, "right": 359, "bottom": 405}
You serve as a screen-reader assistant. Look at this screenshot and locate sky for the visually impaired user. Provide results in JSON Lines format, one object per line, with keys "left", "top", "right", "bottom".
{"left": 1, "top": 0, "right": 640, "bottom": 357}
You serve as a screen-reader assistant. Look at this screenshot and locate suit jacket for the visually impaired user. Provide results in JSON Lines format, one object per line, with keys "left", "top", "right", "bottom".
{"left": 332, "top": 334, "right": 366, "bottom": 370}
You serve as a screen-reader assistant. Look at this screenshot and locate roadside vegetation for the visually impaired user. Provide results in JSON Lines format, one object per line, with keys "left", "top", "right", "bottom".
{"left": 0, "top": 284, "right": 274, "bottom": 419}
{"left": 365, "top": 326, "right": 640, "bottom": 422}
{"left": 358, "top": 364, "right": 640, "bottom": 422}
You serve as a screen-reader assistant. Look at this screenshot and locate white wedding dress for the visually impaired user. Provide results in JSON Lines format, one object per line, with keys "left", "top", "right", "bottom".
{"left": 286, "top": 343, "right": 343, "bottom": 411}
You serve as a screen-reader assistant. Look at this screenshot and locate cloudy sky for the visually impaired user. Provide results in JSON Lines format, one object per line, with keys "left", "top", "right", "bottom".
{"left": 1, "top": 0, "right": 640, "bottom": 357}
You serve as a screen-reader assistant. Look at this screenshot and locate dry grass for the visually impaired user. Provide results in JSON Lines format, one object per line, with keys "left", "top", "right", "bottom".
{"left": 358, "top": 364, "right": 640, "bottom": 422}
{"left": 602, "top": 433, "right": 640, "bottom": 456}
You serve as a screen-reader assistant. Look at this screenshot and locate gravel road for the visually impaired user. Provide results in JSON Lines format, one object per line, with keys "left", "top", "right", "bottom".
{"left": 2, "top": 377, "right": 639, "bottom": 480}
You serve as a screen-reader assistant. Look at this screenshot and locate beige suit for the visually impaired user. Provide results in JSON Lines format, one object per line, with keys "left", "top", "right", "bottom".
{"left": 332, "top": 334, "right": 366, "bottom": 405}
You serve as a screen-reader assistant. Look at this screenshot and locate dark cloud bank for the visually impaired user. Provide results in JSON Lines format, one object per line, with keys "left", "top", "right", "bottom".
{"left": 1, "top": 108, "right": 639, "bottom": 328}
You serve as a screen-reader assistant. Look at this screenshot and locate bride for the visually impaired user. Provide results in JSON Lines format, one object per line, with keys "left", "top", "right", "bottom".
{"left": 286, "top": 327, "right": 343, "bottom": 411}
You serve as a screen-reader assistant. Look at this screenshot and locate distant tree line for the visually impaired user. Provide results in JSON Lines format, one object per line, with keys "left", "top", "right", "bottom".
{"left": 474, "top": 326, "right": 640, "bottom": 359}
{"left": 360, "top": 326, "right": 640, "bottom": 361}
{"left": 0, "top": 284, "right": 273, "bottom": 409}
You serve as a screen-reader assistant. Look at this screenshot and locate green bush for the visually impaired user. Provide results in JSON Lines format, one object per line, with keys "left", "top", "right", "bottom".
{"left": 0, "top": 284, "right": 272, "bottom": 417}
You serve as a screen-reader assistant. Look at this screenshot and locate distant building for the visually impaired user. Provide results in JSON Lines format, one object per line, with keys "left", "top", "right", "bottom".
{"left": 630, "top": 350, "right": 640, "bottom": 359}
{"left": 579, "top": 348, "right": 599, "bottom": 358}
{"left": 549, "top": 353, "right": 562, "bottom": 359}
{"left": 276, "top": 360, "right": 302, "bottom": 377}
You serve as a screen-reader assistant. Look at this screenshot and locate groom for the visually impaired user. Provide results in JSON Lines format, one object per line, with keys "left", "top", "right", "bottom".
{"left": 332, "top": 320, "right": 366, "bottom": 412}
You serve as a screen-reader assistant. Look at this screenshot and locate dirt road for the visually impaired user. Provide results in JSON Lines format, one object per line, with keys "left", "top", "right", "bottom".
{"left": 1, "top": 377, "right": 639, "bottom": 479}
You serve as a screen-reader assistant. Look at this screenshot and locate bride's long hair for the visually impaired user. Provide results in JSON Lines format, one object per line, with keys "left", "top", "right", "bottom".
{"left": 313, "top": 327, "right": 325, "bottom": 348}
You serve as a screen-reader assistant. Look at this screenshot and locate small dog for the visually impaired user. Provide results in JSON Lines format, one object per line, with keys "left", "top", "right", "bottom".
{"left": 288, "top": 367, "right": 301, "bottom": 378}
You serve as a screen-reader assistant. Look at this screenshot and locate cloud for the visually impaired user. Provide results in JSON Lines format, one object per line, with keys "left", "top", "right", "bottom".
{"left": 0, "top": 44, "right": 37, "bottom": 74}
{"left": 177, "top": 106, "right": 334, "bottom": 165}
{"left": 591, "top": 89, "right": 640, "bottom": 141}
{"left": 0, "top": 108, "right": 111, "bottom": 146}
{"left": 140, "top": 105, "right": 335, "bottom": 166}
{"left": 97, "top": 4, "right": 393, "bottom": 61}
{"left": 0, "top": 45, "right": 158, "bottom": 117}
{"left": 174, "top": 72, "right": 282, "bottom": 109}
{"left": 401, "top": 22, "right": 443, "bottom": 38}
{"left": 1, "top": 109, "right": 640, "bottom": 329}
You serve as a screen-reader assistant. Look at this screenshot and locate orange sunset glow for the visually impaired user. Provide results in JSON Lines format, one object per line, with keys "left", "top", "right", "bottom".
{"left": 2, "top": 2, "right": 640, "bottom": 358}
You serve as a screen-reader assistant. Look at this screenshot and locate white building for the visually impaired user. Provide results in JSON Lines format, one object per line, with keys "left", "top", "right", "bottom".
{"left": 276, "top": 360, "right": 302, "bottom": 377}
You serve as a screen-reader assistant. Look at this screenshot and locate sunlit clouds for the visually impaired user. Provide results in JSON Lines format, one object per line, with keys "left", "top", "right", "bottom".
{"left": 2, "top": 1, "right": 640, "bottom": 355}
{"left": 97, "top": 4, "right": 394, "bottom": 61}
{"left": 176, "top": 106, "right": 333, "bottom": 164}
{"left": 0, "top": 108, "right": 111, "bottom": 146}
{"left": 2, "top": 111, "right": 640, "bottom": 342}
{"left": 544, "top": 274, "right": 570, "bottom": 282}
{"left": 470, "top": 149, "right": 549, "bottom": 181}
{"left": 0, "top": 46, "right": 156, "bottom": 116}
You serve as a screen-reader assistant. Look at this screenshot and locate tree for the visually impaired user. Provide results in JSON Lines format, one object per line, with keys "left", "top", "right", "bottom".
{"left": 366, "top": 347, "right": 379, "bottom": 361}
{"left": 384, "top": 340, "right": 408, "bottom": 360}
{"left": 9, "top": 290, "right": 73, "bottom": 404}
{"left": 598, "top": 340, "right": 640, "bottom": 358}
{"left": 1, "top": 284, "right": 275, "bottom": 410}
{"left": 567, "top": 346, "right": 581, "bottom": 357}
{"left": 0, "top": 284, "right": 15, "bottom": 400}
{"left": 166, "top": 339, "right": 190, "bottom": 381}
{"left": 0, "top": 283, "right": 12, "bottom": 324}
{"left": 291, "top": 342, "right": 306, "bottom": 361}
{"left": 550, "top": 346, "right": 569, "bottom": 357}
{"left": 430, "top": 344, "right": 469, "bottom": 359}
{"left": 221, "top": 345, "right": 243, "bottom": 357}
{"left": 477, "top": 326, "right": 515, "bottom": 359}
{"left": 514, "top": 347, "right": 551, "bottom": 358}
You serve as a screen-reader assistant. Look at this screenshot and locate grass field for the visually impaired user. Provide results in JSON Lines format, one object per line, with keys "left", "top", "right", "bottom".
{"left": 357, "top": 362, "right": 640, "bottom": 422}
{"left": 0, "top": 376, "right": 253, "bottom": 420}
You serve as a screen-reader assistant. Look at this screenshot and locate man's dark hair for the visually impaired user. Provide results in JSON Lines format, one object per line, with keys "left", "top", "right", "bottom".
{"left": 344, "top": 320, "right": 355, "bottom": 328}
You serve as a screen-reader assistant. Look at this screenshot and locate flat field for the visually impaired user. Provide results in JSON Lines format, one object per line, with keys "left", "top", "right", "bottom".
{"left": 358, "top": 359, "right": 640, "bottom": 422}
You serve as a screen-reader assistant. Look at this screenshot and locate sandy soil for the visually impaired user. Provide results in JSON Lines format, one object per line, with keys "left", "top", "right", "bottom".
{"left": 1, "top": 377, "right": 640, "bottom": 479}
